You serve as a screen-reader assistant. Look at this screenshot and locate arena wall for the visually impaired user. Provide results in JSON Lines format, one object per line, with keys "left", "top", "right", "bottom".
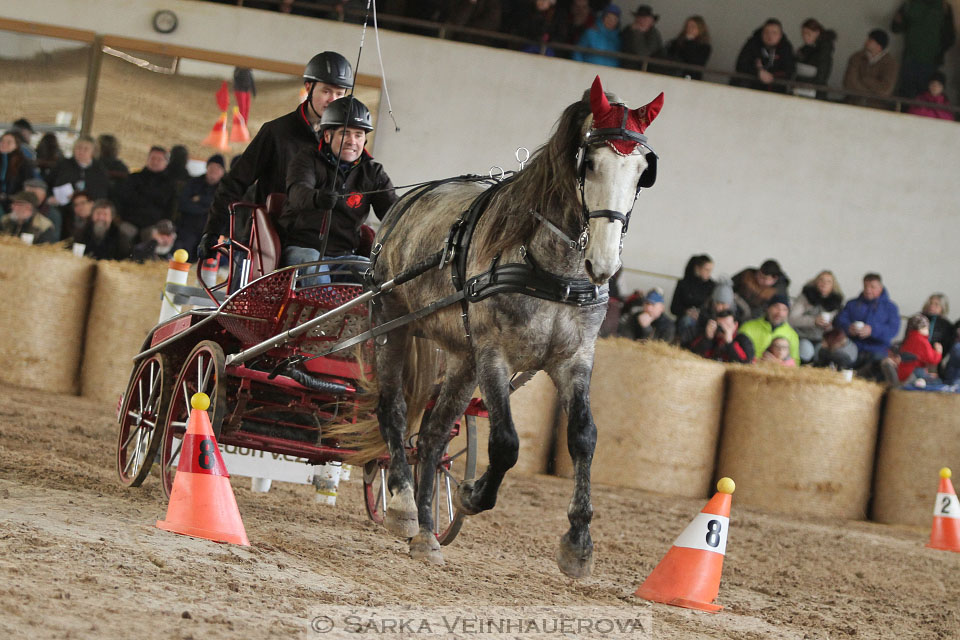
{"left": 4, "top": 0, "right": 960, "bottom": 321}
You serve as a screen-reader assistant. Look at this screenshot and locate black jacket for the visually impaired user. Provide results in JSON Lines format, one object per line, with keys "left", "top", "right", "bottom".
{"left": 116, "top": 168, "right": 177, "bottom": 231}
{"left": 46, "top": 158, "right": 111, "bottom": 200}
{"left": 671, "top": 276, "right": 715, "bottom": 317}
{"left": 661, "top": 38, "right": 712, "bottom": 79}
{"left": 280, "top": 144, "right": 396, "bottom": 256}
{"left": 795, "top": 31, "right": 836, "bottom": 87}
{"left": 733, "top": 28, "right": 796, "bottom": 92}
{"left": 75, "top": 222, "right": 131, "bottom": 261}
{"left": 205, "top": 103, "right": 319, "bottom": 237}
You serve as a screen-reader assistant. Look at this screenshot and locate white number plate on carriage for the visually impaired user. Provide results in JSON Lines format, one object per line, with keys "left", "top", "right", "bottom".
{"left": 218, "top": 444, "right": 315, "bottom": 484}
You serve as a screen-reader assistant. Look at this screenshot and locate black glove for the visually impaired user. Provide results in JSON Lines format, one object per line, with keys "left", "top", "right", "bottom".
{"left": 316, "top": 190, "right": 339, "bottom": 211}
{"left": 197, "top": 232, "right": 217, "bottom": 261}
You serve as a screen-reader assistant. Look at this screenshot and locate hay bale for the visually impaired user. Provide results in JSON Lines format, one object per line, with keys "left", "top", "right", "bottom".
{"left": 0, "top": 238, "right": 95, "bottom": 394}
{"left": 717, "top": 365, "right": 884, "bottom": 519}
{"left": 555, "top": 338, "right": 727, "bottom": 498}
{"left": 81, "top": 260, "right": 168, "bottom": 403}
{"left": 872, "top": 390, "right": 960, "bottom": 527}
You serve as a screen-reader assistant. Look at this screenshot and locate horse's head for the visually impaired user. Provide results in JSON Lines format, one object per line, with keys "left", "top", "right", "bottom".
{"left": 578, "top": 76, "right": 663, "bottom": 285}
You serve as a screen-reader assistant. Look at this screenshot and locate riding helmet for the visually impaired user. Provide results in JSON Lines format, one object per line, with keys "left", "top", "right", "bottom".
{"left": 320, "top": 97, "right": 374, "bottom": 132}
{"left": 303, "top": 51, "right": 353, "bottom": 88}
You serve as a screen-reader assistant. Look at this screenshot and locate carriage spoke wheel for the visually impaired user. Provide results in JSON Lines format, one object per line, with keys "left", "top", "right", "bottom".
{"left": 413, "top": 414, "right": 478, "bottom": 546}
{"left": 116, "top": 354, "right": 170, "bottom": 487}
{"left": 159, "top": 341, "right": 226, "bottom": 498}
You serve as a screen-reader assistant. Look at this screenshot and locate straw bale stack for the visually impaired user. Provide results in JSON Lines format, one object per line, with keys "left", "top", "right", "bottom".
{"left": 0, "top": 238, "right": 95, "bottom": 394}
{"left": 555, "top": 339, "right": 727, "bottom": 498}
{"left": 872, "top": 389, "right": 960, "bottom": 527}
{"left": 80, "top": 259, "right": 169, "bottom": 403}
{"left": 717, "top": 365, "right": 884, "bottom": 519}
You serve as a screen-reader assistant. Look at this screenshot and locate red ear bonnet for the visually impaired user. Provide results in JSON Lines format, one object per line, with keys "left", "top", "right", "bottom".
{"left": 588, "top": 75, "right": 664, "bottom": 154}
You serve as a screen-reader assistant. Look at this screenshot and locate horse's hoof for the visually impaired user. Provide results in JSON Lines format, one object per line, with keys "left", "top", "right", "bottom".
{"left": 557, "top": 534, "right": 594, "bottom": 579}
{"left": 409, "top": 531, "right": 444, "bottom": 565}
{"left": 455, "top": 480, "right": 480, "bottom": 516}
{"left": 384, "top": 487, "right": 419, "bottom": 538}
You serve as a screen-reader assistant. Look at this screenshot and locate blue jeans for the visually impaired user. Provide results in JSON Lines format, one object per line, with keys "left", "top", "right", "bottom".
{"left": 943, "top": 343, "right": 960, "bottom": 385}
{"left": 281, "top": 246, "right": 368, "bottom": 286}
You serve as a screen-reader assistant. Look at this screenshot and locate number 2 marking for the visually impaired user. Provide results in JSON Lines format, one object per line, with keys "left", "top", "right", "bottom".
{"left": 942, "top": 496, "right": 952, "bottom": 515}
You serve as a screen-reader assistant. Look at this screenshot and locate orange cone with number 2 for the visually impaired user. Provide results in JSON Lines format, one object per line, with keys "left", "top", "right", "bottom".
{"left": 157, "top": 393, "right": 249, "bottom": 545}
{"left": 927, "top": 467, "right": 960, "bottom": 553}
{"left": 635, "top": 477, "right": 735, "bottom": 612}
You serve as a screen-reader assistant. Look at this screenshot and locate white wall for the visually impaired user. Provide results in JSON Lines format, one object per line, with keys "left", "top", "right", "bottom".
{"left": 4, "top": 0, "right": 959, "bottom": 319}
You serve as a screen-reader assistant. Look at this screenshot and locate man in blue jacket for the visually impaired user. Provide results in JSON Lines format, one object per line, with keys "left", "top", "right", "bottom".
{"left": 834, "top": 273, "right": 901, "bottom": 373}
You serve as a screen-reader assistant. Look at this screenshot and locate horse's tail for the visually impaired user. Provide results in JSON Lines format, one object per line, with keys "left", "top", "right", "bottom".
{"left": 325, "top": 337, "right": 443, "bottom": 465}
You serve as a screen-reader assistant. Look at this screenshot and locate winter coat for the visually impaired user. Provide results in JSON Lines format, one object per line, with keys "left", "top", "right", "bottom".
{"left": 660, "top": 37, "right": 711, "bottom": 79}
{"left": 670, "top": 276, "right": 715, "bottom": 318}
{"left": 795, "top": 30, "right": 836, "bottom": 92}
{"left": 46, "top": 158, "right": 111, "bottom": 200}
{"left": 0, "top": 212, "right": 57, "bottom": 244}
{"left": 925, "top": 313, "right": 954, "bottom": 352}
{"left": 116, "top": 168, "right": 177, "bottom": 231}
{"left": 897, "top": 329, "right": 943, "bottom": 381}
{"left": 739, "top": 317, "right": 801, "bottom": 364}
{"left": 834, "top": 288, "right": 901, "bottom": 357}
{"left": 174, "top": 175, "right": 218, "bottom": 260}
{"left": 892, "top": 0, "right": 956, "bottom": 65}
{"left": 907, "top": 91, "right": 955, "bottom": 120}
{"left": 280, "top": 145, "right": 396, "bottom": 256}
{"left": 204, "top": 103, "right": 320, "bottom": 238}
{"left": 0, "top": 150, "right": 35, "bottom": 211}
{"left": 131, "top": 238, "right": 176, "bottom": 263}
{"left": 513, "top": 6, "right": 569, "bottom": 52}
{"left": 843, "top": 50, "right": 899, "bottom": 106}
{"left": 733, "top": 267, "right": 790, "bottom": 319}
{"left": 572, "top": 23, "right": 621, "bottom": 67}
{"left": 789, "top": 284, "right": 844, "bottom": 342}
{"left": 619, "top": 300, "right": 675, "bottom": 343}
{"left": 74, "top": 222, "right": 132, "bottom": 261}
{"left": 233, "top": 67, "right": 256, "bottom": 95}
{"left": 620, "top": 26, "right": 663, "bottom": 67}
{"left": 689, "top": 331, "right": 754, "bottom": 364}
{"left": 733, "top": 28, "right": 796, "bottom": 91}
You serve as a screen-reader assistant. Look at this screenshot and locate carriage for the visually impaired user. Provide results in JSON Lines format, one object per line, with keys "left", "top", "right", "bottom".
{"left": 115, "top": 192, "right": 485, "bottom": 545}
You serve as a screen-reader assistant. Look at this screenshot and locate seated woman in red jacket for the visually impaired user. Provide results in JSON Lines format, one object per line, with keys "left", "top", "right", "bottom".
{"left": 897, "top": 314, "right": 943, "bottom": 382}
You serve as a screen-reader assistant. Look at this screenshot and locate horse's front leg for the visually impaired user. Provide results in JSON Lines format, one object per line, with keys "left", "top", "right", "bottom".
{"left": 456, "top": 345, "right": 518, "bottom": 515}
{"left": 549, "top": 356, "right": 597, "bottom": 578}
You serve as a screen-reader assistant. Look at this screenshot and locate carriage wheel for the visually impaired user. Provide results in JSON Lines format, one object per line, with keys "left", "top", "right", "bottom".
{"left": 116, "top": 354, "right": 170, "bottom": 487}
{"left": 159, "top": 341, "right": 226, "bottom": 497}
{"left": 363, "top": 458, "right": 389, "bottom": 525}
{"left": 413, "top": 413, "right": 478, "bottom": 546}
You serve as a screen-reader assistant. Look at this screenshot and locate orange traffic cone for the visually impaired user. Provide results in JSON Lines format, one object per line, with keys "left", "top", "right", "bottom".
{"left": 927, "top": 467, "right": 960, "bottom": 552}
{"left": 229, "top": 106, "right": 250, "bottom": 143}
{"left": 202, "top": 112, "right": 230, "bottom": 151}
{"left": 157, "top": 393, "right": 250, "bottom": 545}
{"left": 635, "top": 477, "right": 735, "bottom": 612}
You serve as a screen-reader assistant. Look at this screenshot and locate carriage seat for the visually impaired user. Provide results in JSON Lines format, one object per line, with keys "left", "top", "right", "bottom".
{"left": 247, "top": 194, "right": 285, "bottom": 281}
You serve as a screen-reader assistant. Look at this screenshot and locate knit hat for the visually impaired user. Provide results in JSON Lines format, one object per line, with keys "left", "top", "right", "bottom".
{"left": 24, "top": 178, "right": 48, "bottom": 192}
{"left": 207, "top": 154, "right": 225, "bottom": 168}
{"left": 11, "top": 190, "right": 38, "bottom": 211}
{"left": 712, "top": 278, "right": 735, "bottom": 306}
{"left": 759, "top": 259, "right": 783, "bottom": 278}
{"left": 645, "top": 289, "right": 664, "bottom": 304}
{"left": 767, "top": 293, "right": 791, "bottom": 309}
{"left": 868, "top": 29, "right": 889, "bottom": 50}
{"left": 603, "top": 4, "right": 621, "bottom": 17}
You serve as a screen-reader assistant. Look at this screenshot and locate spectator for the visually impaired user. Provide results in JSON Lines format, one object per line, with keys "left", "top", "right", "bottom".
{"left": 34, "top": 133, "right": 63, "bottom": 183}
{"left": 834, "top": 273, "right": 901, "bottom": 374}
{"left": 922, "top": 293, "right": 953, "bottom": 353}
{"left": 891, "top": 0, "right": 956, "bottom": 99}
{"left": 116, "top": 146, "right": 177, "bottom": 236}
{"left": 739, "top": 294, "right": 801, "bottom": 364}
{"left": 620, "top": 5, "right": 662, "bottom": 69}
{"left": 658, "top": 15, "right": 711, "bottom": 80}
{"left": 23, "top": 178, "right": 62, "bottom": 239}
{"left": 897, "top": 314, "right": 943, "bottom": 383}
{"left": 73, "top": 199, "right": 132, "bottom": 261}
{"left": 167, "top": 145, "right": 191, "bottom": 186}
{"left": 620, "top": 288, "right": 674, "bottom": 342}
{"left": 907, "top": 72, "right": 954, "bottom": 120}
{"left": 174, "top": 154, "right": 225, "bottom": 261}
{"left": 762, "top": 336, "right": 797, "bottom": 367}
{"left": 0, "top": 131, "right": 35, "bottom": 213}
{"left": 793, "top": 18, "right": 836, "bottom": 98}
{"left": 733, "top": 259, "right": 790, "bottom": 319}
{"left": 132, "top": 219, "right": 178, "bottom": 262}
{"left": 513, "top": 0, "right": 569, "bottom": 56}
{"left": 233, "top": 67, "right": 256, "bottom": 124}
{"left": 732, "top": 18, "right": 796, "bottom": 92}
{"left": 689, "top": 309, "right": 754, "bottom": 364}
{"left": 47, "top": 135, "right": 111, "bottom": 237}
{"left": 95, "top": 134, "right": 130, "bottom": 189}
{"left": 572, "top": 4, "right": 622, "bottom": 68}
{"left": 567, "top": 0, "right": 596, "bottom": 46}
{"left": 942, "top": 320, "right": 960, "bottom": 385}
{"left": 789, "top": 270, "right": 844, "bottom": 363}
{"left": 446, "top": 0, "right": 502, "bottom": 46}
{"left": 683, "top": 277, "right": 749, "bottom": 346}
{"left": 10, "top": 119, "right": 36, "bottom": 162}
{"left": 67, "top": 191, "right": 94, "bottom": 239}
{"left": 671, "top": 254, "right": 715, "bottom": 344}
{"left": 814, "top": 327, "right": 859, "bottom": 370}
{"left": 0, "top": 191, "right": 57, "bottom": 244}
{"left": 843, "top": 30, "right": 899, "bottom": 109}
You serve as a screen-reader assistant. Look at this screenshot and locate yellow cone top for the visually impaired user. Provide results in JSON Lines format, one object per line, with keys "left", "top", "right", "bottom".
{"left": 717, "top": 477, "right": 735, "bottom": 495}
{"left": 172, "top": 249, "right": 189, "bottom": 263}
{"left": 191, "top": 392, "right": 210, "bottom": 411}
{"left": 941, "top": 467, "right": 952, "bottom": 479}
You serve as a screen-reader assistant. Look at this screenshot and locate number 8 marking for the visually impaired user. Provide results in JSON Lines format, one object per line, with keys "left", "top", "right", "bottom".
{"left": 705, "top": 519, "right": 722, "bottom": 547}
{"left": 198, "top": 438, "right": 215, "bottom": 470}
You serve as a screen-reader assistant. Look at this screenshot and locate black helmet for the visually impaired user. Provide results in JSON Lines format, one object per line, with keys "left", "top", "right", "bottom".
{"left": 320, "top": 97, "right": 374, "bottom": 132}
{"left": 303, "top": 51, "right": 353, "bottom": 88}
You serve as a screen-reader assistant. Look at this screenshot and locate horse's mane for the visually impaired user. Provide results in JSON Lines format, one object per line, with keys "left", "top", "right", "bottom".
{"left": 473, "top": 99, "right": 591, "bottom": 262}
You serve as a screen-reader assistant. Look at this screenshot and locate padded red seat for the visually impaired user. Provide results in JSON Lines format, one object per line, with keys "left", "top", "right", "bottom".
{"left": 248, "top": 193, "right": 285, "bottom": 281}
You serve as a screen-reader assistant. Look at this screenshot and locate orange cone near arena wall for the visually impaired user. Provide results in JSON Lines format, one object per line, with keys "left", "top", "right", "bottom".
{"left": 157, "top": 393, "right": 250, "bottom": 546}
{"left": 202, "top": 112, "right": 230, "bottom": 152}
{"left": 635, "top": 477, "right": 735, "bottom": 612}
{"left": 229, "top": 106, "right": 250, "bottom": 143}
{"left": 928, "top": 467, "right": 960, "bottom": 552}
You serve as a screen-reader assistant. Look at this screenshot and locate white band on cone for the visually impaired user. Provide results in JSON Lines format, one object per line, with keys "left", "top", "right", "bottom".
{"left": 673, "top": 513, "right": 729, "bottom": 555}
{"left": 934, "top": 493, "right": 960, "bottom": 519}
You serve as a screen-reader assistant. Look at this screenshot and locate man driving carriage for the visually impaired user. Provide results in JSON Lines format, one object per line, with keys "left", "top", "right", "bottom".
{"left": 278, "top": 96, "right": 397, "bottom": 282}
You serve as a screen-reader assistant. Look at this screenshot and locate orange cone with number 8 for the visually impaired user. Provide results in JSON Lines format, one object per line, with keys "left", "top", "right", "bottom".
{"left": 635, "top": 477, "right": 735, "bottom": 612}
{"left": 156, "top": 393, "right": 249, "bottom": 545}
{"left": 927, "top": 467, "right": 960, "bottom": 553}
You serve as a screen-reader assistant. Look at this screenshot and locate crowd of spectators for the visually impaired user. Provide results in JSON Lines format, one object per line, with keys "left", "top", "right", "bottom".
{"left": 218, "top": 0, "right": 958, "bottom": 119}
{"left": 0, "top": 120, "right": 226, "bottom": 263}
{"left": 612, "top": 254, "right": 960, "bottom": 390}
